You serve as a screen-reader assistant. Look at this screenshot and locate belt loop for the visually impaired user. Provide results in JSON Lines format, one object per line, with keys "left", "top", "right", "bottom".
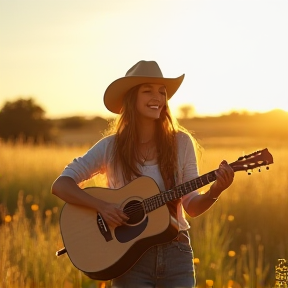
{"left": 175, "top": 230, "right": 190, "bottom": 244}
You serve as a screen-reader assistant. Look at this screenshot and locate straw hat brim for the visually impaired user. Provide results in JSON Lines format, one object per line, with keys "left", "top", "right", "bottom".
{"left": 103, "top": 74, "right": 185, "bottom": 114}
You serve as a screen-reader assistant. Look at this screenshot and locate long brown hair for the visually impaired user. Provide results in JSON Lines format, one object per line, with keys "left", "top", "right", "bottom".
{"left": 107, "top": 84, "right": 191, "bottom": 189}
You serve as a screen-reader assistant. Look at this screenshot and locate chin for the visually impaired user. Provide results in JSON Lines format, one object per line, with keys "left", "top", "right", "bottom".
{"left": 150, "top": 112, "right": 161, "bottom": 119}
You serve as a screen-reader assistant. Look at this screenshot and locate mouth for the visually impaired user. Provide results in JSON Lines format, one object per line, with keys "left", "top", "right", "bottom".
{"left": 148, "top": 105, "right": 160, "bottom": 110}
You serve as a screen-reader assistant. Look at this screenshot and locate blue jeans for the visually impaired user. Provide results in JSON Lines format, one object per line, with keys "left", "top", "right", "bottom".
{"left": 111, "top": 231, "right": 196, "bottom": 288}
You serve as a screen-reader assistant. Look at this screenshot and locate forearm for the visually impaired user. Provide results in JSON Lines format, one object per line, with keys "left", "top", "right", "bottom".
{"left": 51, "top": 175, "right": 129, "bottom": 227}
{"left": 184, "top": 160, "right": 234, "bottom": 217}
{"left": 183, "top": 190, "right": 219, "bottom": 218}
{"left": 51, "top": 176, "right": 105, "bottom": 211}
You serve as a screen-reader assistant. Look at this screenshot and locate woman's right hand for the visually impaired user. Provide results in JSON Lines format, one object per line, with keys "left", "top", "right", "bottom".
{"left": 96, "top": 200, "right": 130, "bottom": 228}
{"left": 52, "top": 176, "right": 129, "bottom": 228}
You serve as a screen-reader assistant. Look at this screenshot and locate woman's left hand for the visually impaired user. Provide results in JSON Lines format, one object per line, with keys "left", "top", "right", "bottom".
{"left": 209, "top": 160, "right": 234, "bottom": 198}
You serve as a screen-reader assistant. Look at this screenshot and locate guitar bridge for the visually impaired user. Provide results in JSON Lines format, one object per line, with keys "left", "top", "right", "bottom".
{"left": 97, "top": 213, "right": 113, "bottom": 242}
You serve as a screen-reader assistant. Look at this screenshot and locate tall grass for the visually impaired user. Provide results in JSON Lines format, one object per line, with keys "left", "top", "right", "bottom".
{"left": 189, "top": 141, "right": 288, "bottom": 287}
{"left": 0, "top": 140, "right": 90, "bottom": 216}
{"left": 0, "top": 191, "right": 107, "bottom": 288}
{"left": 0, "top": 139, "right": 287, "bottom": 287}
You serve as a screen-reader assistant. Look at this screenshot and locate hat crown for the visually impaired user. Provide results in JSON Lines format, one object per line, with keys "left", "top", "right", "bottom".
{"left": 125, "top": 60, "right": 164, "bottom": 78}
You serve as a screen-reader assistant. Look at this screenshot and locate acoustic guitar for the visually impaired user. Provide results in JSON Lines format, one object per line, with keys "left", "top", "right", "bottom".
{"left": 57, "top": 148, "right": 273, "bottom": 280}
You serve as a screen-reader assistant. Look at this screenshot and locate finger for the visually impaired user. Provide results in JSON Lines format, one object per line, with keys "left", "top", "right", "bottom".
{"left": 224, "top": 166, "right": 234, "bottom": 182}
{"left": 216, "top": 170, "right": 231, "bottom": 187}
{"left": 101, "top": 210, "right": 123, "bottom": 226}
{"left": 111, "top": 215, "right": 125, "bottom": 226}
{"left": 115, "top": 208, "right": 129, "bottom": 220}
{"left": 105, "top": 217, "right": 122, "bottom": 228}
{"left": 222, "top": 168, "right": 232, "bottom": 181}
{"left": 220, "top": 163, "right": 234, "bottom": 180}
{"left": 214, "top": 172, "right": 225, "bottom": 187}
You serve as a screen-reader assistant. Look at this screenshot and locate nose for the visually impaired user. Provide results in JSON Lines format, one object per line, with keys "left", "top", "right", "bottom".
{"left": 151, "top": 91, "right": 162, "bottom": 101}
{"left": 151, "top": 97, "right": 160, "bottom": 102}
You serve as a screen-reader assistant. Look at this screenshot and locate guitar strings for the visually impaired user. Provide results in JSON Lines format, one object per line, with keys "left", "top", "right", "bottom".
{"left": 121, "top": 190, "right": 180, "bottom": 216}
{"left": 121, "top": 180, "right": 198, "bottom": 217}
{"left": 121, "top": 192, "right": 174, "bottom": 217}
{"left": 122, "top": 203, "right": 145, "bottom": 217}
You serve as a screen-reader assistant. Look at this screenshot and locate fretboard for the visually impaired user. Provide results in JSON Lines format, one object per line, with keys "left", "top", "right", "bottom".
{"left": 143, "top": 170, "right": 217, "bottom": 213}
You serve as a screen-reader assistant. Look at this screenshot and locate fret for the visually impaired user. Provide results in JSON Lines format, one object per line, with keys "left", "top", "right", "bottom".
{"left": 189, "top": 182, "right": 193, "bottom": 192}
{"left": 146, "top": 198, "right": 153, "bottom": 212}
{"left": 155, "top": 195, "right": 162, "bottom": 209}
{"left": 207, "top": 171, "right": 217, "bottom": 183}
{"left": 171, "top": 190, "right": 176, "bottom": 200}
{"left": 159, "top": 194, "right": 164, "bottom": 206}
{"left": 155, "top": 195, "right": 161, "bottom": 208}
{"left": 199, "top": 176, "right": 204, "bottom": 186}
{"left": 144, "top": 196, "right": 157, "bottom": 213}
{"left": 183, "top": 183, "right": 190, "bottom": 194}
{"left": 189, "top": 180, "right": 197, "bottom": 191}
{"left": 161, "top": 193, "right": 166, "bottom": 205}
{"left": 164, "top": 192, "right": 170, "bottom": 202}
{"left": 188, "top": 181, "right": 195, "bottom": 192}
{"left": 143, "top": 199, "right": 149, "bottom": 213}
{"left": 172, "top": 187, "right": 180, "bottom": 199}
{"left": 164, "top": 192, "right": 169, "bottom": 202}
{"left": 196, "top": 178, "right": 202, "bottom": 189}
{"left": 176, "top": 187, "right": 183, "bottom": 197}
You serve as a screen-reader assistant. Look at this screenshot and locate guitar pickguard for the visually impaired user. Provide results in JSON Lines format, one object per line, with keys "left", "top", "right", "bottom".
{"left": 114, "top": 217, "right": 148, "bottom": 243}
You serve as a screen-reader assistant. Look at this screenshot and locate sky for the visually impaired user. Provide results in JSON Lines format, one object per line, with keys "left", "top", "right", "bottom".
{"left": 0, "top": 0, "right": 287, "bottom": 119}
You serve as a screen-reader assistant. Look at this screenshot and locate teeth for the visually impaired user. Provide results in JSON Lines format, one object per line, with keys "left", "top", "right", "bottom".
{"left": 149, "top": 105, "right": 159, "bottom": 109}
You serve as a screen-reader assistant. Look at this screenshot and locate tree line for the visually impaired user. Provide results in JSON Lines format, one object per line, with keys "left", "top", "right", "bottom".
{"left": 0, "top": 98, "right": 106, "bottom": 143}
{"left": 1, "top": 97, "right": 287, "bottom": 144}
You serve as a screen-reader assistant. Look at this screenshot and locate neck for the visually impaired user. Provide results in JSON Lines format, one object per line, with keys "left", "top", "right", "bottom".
{"left": 136, "top": 118, "right": 156, "bottom": 144}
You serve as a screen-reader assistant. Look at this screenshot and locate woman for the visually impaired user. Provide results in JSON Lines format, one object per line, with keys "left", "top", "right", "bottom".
{"left": 51, "top": 60, "right": 234, "bottom": 288}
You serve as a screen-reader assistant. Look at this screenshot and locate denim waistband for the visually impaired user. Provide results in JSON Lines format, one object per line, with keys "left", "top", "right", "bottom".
{"left": 173, "top": 230, "right": 190, "bottom": 244}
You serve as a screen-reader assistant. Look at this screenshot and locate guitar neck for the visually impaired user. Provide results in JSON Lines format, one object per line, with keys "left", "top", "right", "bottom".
{"left": 143, "top": 170, "right": 217, "bottom": 213}
{"left": 143, "top": 148, "right": 274, "bottom": 214}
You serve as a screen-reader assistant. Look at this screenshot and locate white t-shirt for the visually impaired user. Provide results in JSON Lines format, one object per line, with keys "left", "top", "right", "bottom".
{"left": 60, "top": 130, "right": 199, "bottom": 230}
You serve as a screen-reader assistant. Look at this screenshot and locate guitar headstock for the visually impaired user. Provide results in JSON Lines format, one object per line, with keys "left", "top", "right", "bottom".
{"left": 230, "top": 148, "right": 274, "bottom": 173}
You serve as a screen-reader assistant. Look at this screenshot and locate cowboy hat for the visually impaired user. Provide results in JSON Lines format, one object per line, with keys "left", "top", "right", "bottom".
{"left": 103, "top": 60, "right": 185, "bottom": 114}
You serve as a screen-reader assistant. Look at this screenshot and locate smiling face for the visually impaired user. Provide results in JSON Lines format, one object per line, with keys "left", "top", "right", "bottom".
{"left": 136, "top": 83, "right": 167, "bottom": 120}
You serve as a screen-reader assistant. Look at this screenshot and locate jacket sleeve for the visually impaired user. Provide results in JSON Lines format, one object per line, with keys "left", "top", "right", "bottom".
{"left": 60, "top": 135, "right": 114, "bottom": 184}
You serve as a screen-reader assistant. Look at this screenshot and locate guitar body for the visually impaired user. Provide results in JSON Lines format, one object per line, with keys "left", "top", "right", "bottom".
{"left": 60, "top": 176, "right": 179, "bottom": 280}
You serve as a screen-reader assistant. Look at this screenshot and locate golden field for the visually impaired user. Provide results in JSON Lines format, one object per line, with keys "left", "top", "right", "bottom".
{"left": 0, "top": 136, "right": 287, "bottom": 288}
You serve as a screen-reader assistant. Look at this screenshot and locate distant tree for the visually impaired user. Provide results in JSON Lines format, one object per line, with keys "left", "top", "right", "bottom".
{"left": 59, "top": 116, "right": 87, "bottom": 129}
{"left": 178, "top": 104, "right": 196, "bottom": 119}
{"left": 0, "top": 98, "right": 52, "bottom": 143}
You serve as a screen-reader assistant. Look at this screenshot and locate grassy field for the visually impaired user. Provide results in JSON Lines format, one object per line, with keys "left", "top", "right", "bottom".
{"left": 0, "top": 137, "right": 287, "bottom": 288}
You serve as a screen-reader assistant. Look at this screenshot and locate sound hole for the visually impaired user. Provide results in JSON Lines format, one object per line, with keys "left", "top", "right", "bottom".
{"left": 124, "top": 200, "right": 145, "bottom": 225}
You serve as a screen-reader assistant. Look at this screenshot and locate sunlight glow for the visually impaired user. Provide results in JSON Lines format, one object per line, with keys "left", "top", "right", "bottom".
{"left": 0, "top": 0, "right": 287, "bottom": 118}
